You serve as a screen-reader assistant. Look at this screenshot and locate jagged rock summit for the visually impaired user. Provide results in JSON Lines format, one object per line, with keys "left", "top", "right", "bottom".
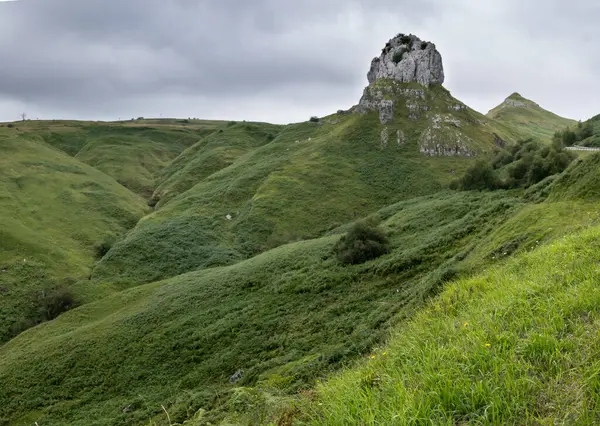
{"left": 353, "top": 32, "right": 505, "bottom": 158}
{"left": 354, "top": 33, "right": 447, "bottom": 124}
{"left": 367, "top": 33, "right": 444, "bottom": 86}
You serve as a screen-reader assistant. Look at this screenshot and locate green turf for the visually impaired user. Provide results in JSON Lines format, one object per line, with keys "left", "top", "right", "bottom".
{"left": 93, "top": 83, "right": 523, "bottom": 289}
{"left": 16, "top": 120, "right": 216, "bottom": 198}
{"left": 0, "top": 129, "right": 148, "bottom": 343}
{"left": 0, "top": 86, "right": 589, "bottom": 426}
{"left": 0, "top": 190, "right": 528, "bottom": 425}
{"left": 308, "top": 224, "right": 600, "bottom": 425}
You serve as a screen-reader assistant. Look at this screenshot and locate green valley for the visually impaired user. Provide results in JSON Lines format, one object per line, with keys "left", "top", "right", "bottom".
{"left": 0, "top": 30, "right": 598, "bottom": 426}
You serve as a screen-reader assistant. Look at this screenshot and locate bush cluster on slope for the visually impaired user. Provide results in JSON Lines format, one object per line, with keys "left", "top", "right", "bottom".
{"left": 10, "top": 285, "right": 79, "bottom": 337}
{"left": 453, "top": 138, "right": 574, "bottom": 191}
{"left": 553, "top": 120, "right": 594, "bottom": 146}
{"left": 334, "top": 221, "right": 390, "bottom": 265}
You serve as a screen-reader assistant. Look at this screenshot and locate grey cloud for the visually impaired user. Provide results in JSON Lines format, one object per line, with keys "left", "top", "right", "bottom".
{"left": 0, "top": 0, "right": 598, "bottom": 122}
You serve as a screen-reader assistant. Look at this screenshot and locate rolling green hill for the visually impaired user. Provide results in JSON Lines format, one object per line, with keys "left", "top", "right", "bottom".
{"left": 4, "top": 165, "right": 600, "bottom": 424}
{"left": 0, "top": 127, "right": 149, "bottom": 342}
{"left": 93, "top": 83, "right": 526, "bottom": 289}
{"left": 486, "top": 92, "right": 577, "bottom": 142}
{"left": 0, "top": 191, "right": 524, "bottom": 425}
{"left": 19, "top": 120, "right": 218, "bottom": 197}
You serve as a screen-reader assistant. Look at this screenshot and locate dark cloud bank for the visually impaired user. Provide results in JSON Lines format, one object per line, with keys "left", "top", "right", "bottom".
{"left": 0, "top": 0, "right": 599, "bottom": 123}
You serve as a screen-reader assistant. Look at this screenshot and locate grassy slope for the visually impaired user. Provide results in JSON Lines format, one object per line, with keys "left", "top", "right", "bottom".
{"left": 93, "top": 84, "right": 518, "bottom": 289}
{"left": 0, "top": 128, "right": 148, "bottom": 342}
{"left": 310, "top": 225, "right": 600, "bottom": 425}
{"left": 153, "top": 122, "right": 284, "bottom": 206}
{"left": 486, "top": 93, "right": 577, "bottom": 142}
{"left": 4, "top": 171, "right": 600, "bottom": 425}
{"left": 18, "top": 120, "right": 218, "bottom": 197}
{"left": 0, "top": 191, "right": 530, "bottom": 425}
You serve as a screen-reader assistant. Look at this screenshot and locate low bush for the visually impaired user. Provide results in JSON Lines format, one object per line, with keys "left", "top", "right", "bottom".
{"left": 334, "top": 221, "right": 390, "bottom": 265}
{"left": 453, "top": 139, "right": 574, "bottom": 191}
{"left": 10, "top": 285, "right": 79, "bottom": 337}
{"left": 94, "top": 237, "right": 115, "bottom": 259}
{"left": 553, "top": 120, "right": 594, "bottom": 146}
{"left": 453, "top": 160, "right": 503, "bottom": 191}
{"left": 309, "top": 116, "right": 320, "bottom": 123}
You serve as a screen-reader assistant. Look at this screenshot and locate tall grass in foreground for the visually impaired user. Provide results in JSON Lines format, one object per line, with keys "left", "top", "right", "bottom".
{"left": 308, "top": 226, "right": 600, "bottom": 425}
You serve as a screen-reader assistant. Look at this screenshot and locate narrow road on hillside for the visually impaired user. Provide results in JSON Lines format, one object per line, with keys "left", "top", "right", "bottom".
{"left": 566, "top": 145, "right": 600, "bottom": 152}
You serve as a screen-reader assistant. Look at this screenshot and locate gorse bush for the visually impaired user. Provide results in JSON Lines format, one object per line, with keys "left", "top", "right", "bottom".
{"left": 334, "top": 221, "right": 390, "bottom": 265}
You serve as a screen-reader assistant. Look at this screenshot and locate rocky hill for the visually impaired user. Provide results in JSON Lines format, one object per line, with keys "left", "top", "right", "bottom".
{"left": 366, "top": 33, "right": 444, "bottom": 86}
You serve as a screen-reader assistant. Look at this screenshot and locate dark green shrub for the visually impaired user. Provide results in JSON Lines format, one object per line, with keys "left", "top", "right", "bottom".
{"left": 309, "top": 116, "right": 320, "bottom": 123}
{"left": 392, "top": 51, "right": 405, "bottom": 64}
{"left": 10, "top": 285, "right": 79, "bottom": 337}
{"left": 334, "top": 221, "right": 390, "bottom": 265}
{"left": 400, "top": 35, "right": 412, "bottom": 45}
{"left": 147, "top": 197, "right": 159, "bottom": 208}
{"left": 36, "top": 286, "right": 78, "bottom": 322}
{"left": 6, "top": 123, "right": 13, "bottom": 128}
{"left": 492, "top": 150, "right": 513, "bottom": 169}
{"left": 579, "top": 121, "right": 594, "bottom": 140}
{"left": 94, "top": 238, "right": 115, "bottom": 259}
{"left": 456, "top": 160, "right": 503, "bottom": 190}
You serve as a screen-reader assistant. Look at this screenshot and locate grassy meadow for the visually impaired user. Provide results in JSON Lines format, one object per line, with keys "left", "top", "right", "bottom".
{"left": 0, "top": 82, "right": 595, "bottom": 425}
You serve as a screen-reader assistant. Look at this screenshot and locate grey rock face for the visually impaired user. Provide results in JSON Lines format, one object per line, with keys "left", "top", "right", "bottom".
{"left": 354, "top": 82, "right": 427, "bottom": 123}
{"left": 418, "top": 114, "right": 476, "bottom": 157}
{"left": 229, "top": 369, "right": 244, "bottom": 384}
{"left": 367, "top": 34, "right": 444, "bottom": 87}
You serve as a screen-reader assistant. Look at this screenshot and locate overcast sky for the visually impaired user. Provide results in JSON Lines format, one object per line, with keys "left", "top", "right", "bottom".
{"left": 0, "top": 0, "right": 598, "bottom": 123}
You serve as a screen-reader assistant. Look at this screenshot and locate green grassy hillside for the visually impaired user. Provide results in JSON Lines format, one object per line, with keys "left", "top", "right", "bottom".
{"left": 309, "top": 224, "right": 600, "bottom": 425}
{"left": 486, "top": 93, "right": 577, "bottom": 142}
{"left": 0, "top": 190, "right": 528, "bottom": 425}
{"left": 5, "top": 177, "right": 600, "bottom": 424}
{"left": 0, "top": 80, "right": 590, "bottom": 426}
{"left": 21, "top": 120, "right": 214, "bottom": 197}
{"left": 93, "top": 84, "right": 523, "bottom": 289}
{"left": 0, "top": 128, "right": 148, "bottom": 342}
{"left": 152, "top": 121, "right": 284, "bottom": 206}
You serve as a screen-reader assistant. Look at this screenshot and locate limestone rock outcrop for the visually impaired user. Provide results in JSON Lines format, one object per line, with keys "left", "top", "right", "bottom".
{"left": 367, "top": 33, "right": 444, "bottom": 87}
